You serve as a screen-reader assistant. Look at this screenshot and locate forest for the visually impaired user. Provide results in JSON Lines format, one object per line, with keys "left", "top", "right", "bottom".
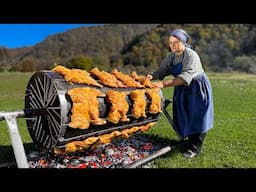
{"left": 0, "top": 24, "right": 255, "bottom": 74}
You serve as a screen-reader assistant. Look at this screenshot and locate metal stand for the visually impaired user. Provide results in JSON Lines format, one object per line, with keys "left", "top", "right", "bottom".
{"left": 0, "top": 111, "right": 29, "bottom": 168}
{"left": 162, "top": 99, "right": 178, "bottom": 132}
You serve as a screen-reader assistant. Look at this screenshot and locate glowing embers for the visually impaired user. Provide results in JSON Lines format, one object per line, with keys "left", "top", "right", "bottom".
{"left": 28, "top": 133, "right": 164, "bottom": 168}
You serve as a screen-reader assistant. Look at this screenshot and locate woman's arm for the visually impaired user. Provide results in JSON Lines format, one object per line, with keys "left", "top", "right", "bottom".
{"left": 163, "top": 77, "right": 186, "bottom": 87}
{"left": 152, "top": 77, "right": 186, "bottom": 88}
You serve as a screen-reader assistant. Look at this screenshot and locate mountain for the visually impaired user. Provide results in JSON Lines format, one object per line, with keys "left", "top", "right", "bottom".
{"left": 0, "top": 24, "right": 159, "bottom": 71}
{"left": 1, "top": 24, "right": 256, "bottom": 74}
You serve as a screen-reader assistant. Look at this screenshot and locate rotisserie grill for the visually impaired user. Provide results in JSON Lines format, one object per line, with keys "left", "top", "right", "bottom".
{"left": 0, "top": 66, "right": 174, "bottom": 168}
{"left": 24, "top": 70, "right": 164, "bottom": 149}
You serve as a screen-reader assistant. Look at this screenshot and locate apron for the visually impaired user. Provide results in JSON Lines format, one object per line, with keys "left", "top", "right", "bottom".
{"left": 171, "top": 54, "right": 214, "bottom": 138}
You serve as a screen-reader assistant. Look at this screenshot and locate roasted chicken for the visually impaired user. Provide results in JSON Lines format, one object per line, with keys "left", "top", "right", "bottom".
{"left": 120, "top": 126, "right": 141, "bottom": 138}
{"left": 65, "top": 136, "right": 99, "bottom": 153}
{"left": 111, "top": 68, "right": 144, "bottom": 88}
{"left": 52, "top": 65, "right": 103, "bottom": 88}
{"left": 90, "top": 67, "right": 126, "bottom": 88}
{"left": 140, "top": 122, "right": 156, "bottom": 132}
{"left": 129, "top": 89, "right": 147, "bottom": 119}
{"left": 68, "top": 103, "right": 90, "bottom": 129}
{"left": 106, "top": 90, "right": 130, "bottom": 123}
{"left": 68, "top": 87, "right": 106, "bottom": 129}
{"left": 131, "top": 71, "right": 153, "bottom": 88}
{"left": 146, "top": 88, "right": 162, "bottom": 114}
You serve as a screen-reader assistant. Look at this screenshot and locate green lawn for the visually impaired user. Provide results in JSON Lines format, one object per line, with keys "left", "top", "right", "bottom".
{"left": 0, "top": 71, "right": 256, "bottom": 167}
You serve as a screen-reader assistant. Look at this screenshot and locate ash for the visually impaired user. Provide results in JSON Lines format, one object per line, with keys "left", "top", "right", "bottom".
{"left": 28, "top": 134, "right": 167, "bottom": 168}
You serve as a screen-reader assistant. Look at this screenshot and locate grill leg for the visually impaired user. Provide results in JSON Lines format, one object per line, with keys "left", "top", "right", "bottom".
{"left": 163, "top": 108, "right": 175, "bottom": 130}
{"left": 163, "top": 99, "right": 177, "bottom": 132}
{"left": 0, "top": 111, "right": 29, "bottom": 168}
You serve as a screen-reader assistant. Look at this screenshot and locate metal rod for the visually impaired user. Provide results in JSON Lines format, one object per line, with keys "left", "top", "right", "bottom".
{"left": 163, "top": 108, "right": 175, "bottom": 130}
{"left": 0, "top": 111, "right": 29, "bottom": 168}
{"left": 125, "top": 145, "right": 171, "bottom": 168}
{"left": 58, "top": 118, "right": 159, "bottom": 144}
{"left": 162, "top": 99, "right": 178, "bottom": 132}
{"left": 0, "top": 111, "right": 25, "bottom": 121}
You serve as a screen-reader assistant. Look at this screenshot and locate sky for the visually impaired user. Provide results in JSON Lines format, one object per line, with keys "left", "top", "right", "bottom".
{"left": 0, "top": 24, "right": 102, "bottom": 49}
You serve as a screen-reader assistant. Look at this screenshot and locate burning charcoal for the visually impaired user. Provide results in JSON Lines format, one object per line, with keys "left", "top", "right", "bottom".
{"left": 141, "top": 143, "right": 153, "bottom": 150}
{"left": 27, "top": 151, "right": 40, "bottom": 159}
{"left": 77, "top": 163, "right": 87, "bottom": 168}
{"left": 105, "top": 148, "right": 114, "bottom": 156}
{"left": 28, "top": 161, "right": 38, "bottom": 168}
{"left": 63, "top": 158, "right": 70, "bottom": 165}
{"left": 56, "top": 164, "right": 67, "bottom": 168}
{"left": 55, "top": 154, "right": 65, "bottom": 163}
{"left": 122, "top": 157, "right": 133, "bottom": 165}
{"left": 26, "top": 133, "right": 168, "bottom": 168}
{"left": 88, "top": 161, "right": 98, "bottom": 168}
{"left": 82, "top": 156, "right": 98, "bottom": 162}
{"left": 70, "top": 158, "right": 81, "bottom": 166}
{"left": 45, "top": 151, "right": 55, "bottom": 160}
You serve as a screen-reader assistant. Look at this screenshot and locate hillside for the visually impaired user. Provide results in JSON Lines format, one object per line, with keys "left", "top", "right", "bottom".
{"left": 1, "top": 24, "right": 256, "bottom": 74}
{"left": 0, "top": 24, "right": 158, "bottom": 71}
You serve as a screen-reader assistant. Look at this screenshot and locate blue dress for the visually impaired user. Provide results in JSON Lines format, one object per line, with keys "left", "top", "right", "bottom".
{"left": 171, "top": 57, "right": 214, "bottom": 138}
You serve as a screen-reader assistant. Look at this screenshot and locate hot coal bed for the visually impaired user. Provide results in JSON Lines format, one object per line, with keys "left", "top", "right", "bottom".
{"left": 27, "top": 134, "right": 171, "bottom": 168}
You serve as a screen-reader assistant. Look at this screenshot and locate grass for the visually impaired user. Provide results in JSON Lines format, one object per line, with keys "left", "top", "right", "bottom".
{"left": 0, "top": 71, "right": 256, "bottom": 168}
{"left": 0, "top": 72, "right": 33, "bottom": 163}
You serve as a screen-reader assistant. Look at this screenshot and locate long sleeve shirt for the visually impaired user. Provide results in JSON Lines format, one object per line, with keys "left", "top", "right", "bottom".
{"left": 152, "top": 47, "right": 204, "bottom": 86}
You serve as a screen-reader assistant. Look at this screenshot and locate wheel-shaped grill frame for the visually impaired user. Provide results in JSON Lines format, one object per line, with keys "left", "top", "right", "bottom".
{"left": 25, "top": 71, "right": 69, "bottom": 149}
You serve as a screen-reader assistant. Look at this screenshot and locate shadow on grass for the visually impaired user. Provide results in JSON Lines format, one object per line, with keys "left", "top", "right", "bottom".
{"left": 161, "top": 139, "right": 189, "bottom": 159}
{"left": 142, "top": 133, "right": 188, "bottom": 159}
{"left": 0, "top": 142, "right": 37, "bottom": 165}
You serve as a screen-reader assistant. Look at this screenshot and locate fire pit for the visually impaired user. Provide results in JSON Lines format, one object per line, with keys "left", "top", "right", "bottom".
{"left": 27, "top": 133, "right": 171, "bottom": 168}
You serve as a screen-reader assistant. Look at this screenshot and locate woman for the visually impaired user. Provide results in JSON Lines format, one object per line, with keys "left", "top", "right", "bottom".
{"left": 147, "top": 28, "right": 214, "bottom": 158}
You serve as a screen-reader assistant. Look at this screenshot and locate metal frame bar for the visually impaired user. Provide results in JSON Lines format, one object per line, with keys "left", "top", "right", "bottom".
{"left": 0, "top": 111, "right": 29, "bottom": 168}
{"left": 162, "top": 99, "right": 177, "bottom": 132}
{"left": 125, "top": 145, "right": 171, "bottom": 168}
